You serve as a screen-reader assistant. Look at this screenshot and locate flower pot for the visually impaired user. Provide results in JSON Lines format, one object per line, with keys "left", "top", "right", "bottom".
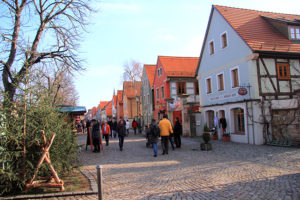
{"left": 211, "top": 135, "right": 218, "bottom": 140}
{"left": 223, "top": 136, "right": 230, "bottom": 142}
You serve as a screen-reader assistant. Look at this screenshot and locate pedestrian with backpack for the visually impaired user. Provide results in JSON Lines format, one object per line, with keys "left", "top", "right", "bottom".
{"left": 150, "top": 119, "right": 160, "bottom": 157}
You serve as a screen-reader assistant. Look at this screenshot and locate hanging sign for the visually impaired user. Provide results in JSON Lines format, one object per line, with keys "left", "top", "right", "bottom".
{"left": 238, "top": 87, "right": 248, "bottom": 96}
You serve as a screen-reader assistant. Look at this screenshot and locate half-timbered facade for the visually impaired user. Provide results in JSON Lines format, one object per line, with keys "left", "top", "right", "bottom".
{"left": 196, "top": 5, "right": 300, "bottom": 145}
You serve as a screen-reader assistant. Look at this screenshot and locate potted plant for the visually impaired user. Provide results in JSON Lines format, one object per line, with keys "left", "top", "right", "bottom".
{"left": 211, "top": 127, "right": 218, "bottom": 140}
{"left": 201, "top": 124, "right": 212, "bottom": 150}
{"left": 223, "top": 132, "right": 230, "bottom": 142}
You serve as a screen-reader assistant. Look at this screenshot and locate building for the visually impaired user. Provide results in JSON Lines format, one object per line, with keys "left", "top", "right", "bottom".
{"left": 196, "top": 5, "right": 300, "bottom": 145}
{"left": 116, "top": 90, "right": 124, "bottom": 120}
{"left": 141, "top": 64, "right": 156, "bottom": 126}
{"left": 122, "top": 81, "right": 142, "bottom": 120}
{"left": 153, "top": 56, "right": 200, "bottom": 136}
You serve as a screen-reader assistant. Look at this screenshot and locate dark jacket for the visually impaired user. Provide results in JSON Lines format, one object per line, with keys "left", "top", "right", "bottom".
{"left": 117, "top": 120, "right": 126, "bottom": 137}
{"left": 92, "top": 122, "right": 100, "bottom": 140}
{"left": 112, "top": 121, "right": 118, "bottom": 131}
{"left": 150, "top": 122, "right": 159, "bottom": 144}
{"left": 173, "top": 121, "right": 182, "bottom": 136}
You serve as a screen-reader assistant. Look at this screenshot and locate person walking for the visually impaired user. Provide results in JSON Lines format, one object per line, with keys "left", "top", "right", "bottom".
{"left": 158, "top": 114, "right": 173, "bottom": 155}
{"left": 112, "top": 118, "right": 118, "bottom": 138}
{"left": 86, "top": 120, "right": 91, "bottom": 150}
{"left": 150, "top": 119, "right": 160, "bottom": 157}
{"left": 126, "top": 119, "right": 130, "bottom": 136}
{"left": 91, "top": 119, "right": 100, "bottom": 152}
{"left": 173, "top": 117, "right": 182, "bottom": 148}
{"left": 108, "top": 118, "right": 113, "bottom": 138}
{"left": 132, "top": 119, "right": 138, "bottom": 135}
{"left": 102, "top": 121, "right": 111, "bottom": 146}
{"left": 117, "top": 117, "right": 127, "bottom": 151}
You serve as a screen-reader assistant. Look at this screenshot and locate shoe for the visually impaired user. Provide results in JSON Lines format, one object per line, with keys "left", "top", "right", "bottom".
{"left": 162, "top": 152, "right": 165, "bottom": 155}
{"left": 166, "top": 152, "right": 168, "bottom": 154}
{"left": 154, "top": 155, "right": 157, "bottom": 157}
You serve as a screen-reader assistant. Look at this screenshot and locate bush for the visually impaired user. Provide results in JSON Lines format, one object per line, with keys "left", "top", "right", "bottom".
{"left": 0, "top": 95, "right": 79, "bottom": 196}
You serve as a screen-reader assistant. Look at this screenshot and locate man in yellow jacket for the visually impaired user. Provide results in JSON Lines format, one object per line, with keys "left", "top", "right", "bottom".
{"left": 158, "top": 114, "right": 173, "bottom": 155}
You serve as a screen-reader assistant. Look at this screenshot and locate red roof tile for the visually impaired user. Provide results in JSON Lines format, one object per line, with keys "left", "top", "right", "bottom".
{"left": 214, "top": 5, "right": 300, "bottom": 53}
{"left": 158, "top": 56, "right": 199, "bottom": 77}
{"left": 144, "top": 64, "right": 156, "bottom": 89}
{"left": 99, "top": 101, "right": 109, "bottom": 110}
{"left": 123, "top": 81, "right": 142, "bottom": 98}
{"left": 106, "top": 101, "right": 112, "bottom": 117}
{"left": 113, "top": 95, "right": 117, "bottom": 107}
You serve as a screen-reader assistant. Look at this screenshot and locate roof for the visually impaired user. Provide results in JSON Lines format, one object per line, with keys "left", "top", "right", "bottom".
{"left": 113, "top": 95, "right": 117, "bottom": 107}
{"left": 99, "top": 101, "right": 110, "bottom": 110}
{"left": 214, "top": 5, "right": 300, "bottom": 53}
{"left": 144, "top": 64, "right": 156, "bottom": 89}
{"left": 106, "top": 101, "right": 112, "bottom": 117}
{"left": 158, "top": 56, "right": 199, "bottom": 77}
{"left": 123, "top": 81, "right": 142, "bottom": 98}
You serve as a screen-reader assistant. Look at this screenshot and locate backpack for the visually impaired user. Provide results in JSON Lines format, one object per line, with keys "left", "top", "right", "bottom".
{"left": 151, "top": 124, "right": 160, "bottom": 137}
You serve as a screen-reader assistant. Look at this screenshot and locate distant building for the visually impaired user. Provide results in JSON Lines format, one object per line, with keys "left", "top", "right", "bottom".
{"left": 141, "top": 64, "right": 156, "bottom": 126}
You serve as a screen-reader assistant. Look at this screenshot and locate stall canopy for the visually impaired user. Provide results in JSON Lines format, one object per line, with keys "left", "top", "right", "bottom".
{"left": 59, "top": 106, "right": 86, "bottom": 116}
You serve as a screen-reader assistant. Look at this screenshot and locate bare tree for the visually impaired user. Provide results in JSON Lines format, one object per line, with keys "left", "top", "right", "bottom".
{"left": 33, "top": 65, "right": 79, "bottom": 106}
{"left": 0, "top": 0, "right": 92, "bottom": 102}
{"left": 122, "top": 60, "right": 143, "bottom": 83}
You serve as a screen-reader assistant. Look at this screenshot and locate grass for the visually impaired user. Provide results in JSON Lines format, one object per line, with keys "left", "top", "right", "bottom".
{"left": 25, "top": 167, "right": 91, "bottom": 194}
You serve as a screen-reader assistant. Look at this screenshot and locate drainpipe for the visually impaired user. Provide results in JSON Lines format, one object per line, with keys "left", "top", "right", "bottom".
{"left": 246, "top": 101, "right": 250, "bottom": 144}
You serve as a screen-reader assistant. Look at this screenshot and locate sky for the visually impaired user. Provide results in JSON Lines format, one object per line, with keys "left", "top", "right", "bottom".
{"left": 75, "top": 0, "right": 300, "bottom": 110}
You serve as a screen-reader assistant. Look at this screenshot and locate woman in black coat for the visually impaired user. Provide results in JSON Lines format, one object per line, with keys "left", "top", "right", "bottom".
{"left": 117, "top": 118, "right": 126, "bottom": 151}
{"left": 173, "top": 117, "right": 182, "bottom": 148}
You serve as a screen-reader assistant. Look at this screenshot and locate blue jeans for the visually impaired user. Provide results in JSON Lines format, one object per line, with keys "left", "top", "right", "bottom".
{"left": 118, "top": 135, "right": 124, "bottom": 150}
{"left": 153, "top": 143, "right": 157, "bottom": 156}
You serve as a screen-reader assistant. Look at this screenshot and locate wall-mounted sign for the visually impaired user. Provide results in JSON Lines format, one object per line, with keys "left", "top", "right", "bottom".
{"left": 238, "top": 87, "right": 248, "bottom": 96}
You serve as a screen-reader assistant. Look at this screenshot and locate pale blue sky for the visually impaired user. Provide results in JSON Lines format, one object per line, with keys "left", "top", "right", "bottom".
{"left": 76, "top": 0, "right": 300, "bottom": 110}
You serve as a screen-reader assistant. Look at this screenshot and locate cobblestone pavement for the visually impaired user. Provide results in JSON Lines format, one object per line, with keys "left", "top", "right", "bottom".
{"left": 23, "top": 131, "right": 300, "bottom": 200}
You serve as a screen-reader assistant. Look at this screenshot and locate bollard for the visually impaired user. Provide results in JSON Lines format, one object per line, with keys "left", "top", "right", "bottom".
{"left": 96, "top": 165, "right": 103, "bottom": 200}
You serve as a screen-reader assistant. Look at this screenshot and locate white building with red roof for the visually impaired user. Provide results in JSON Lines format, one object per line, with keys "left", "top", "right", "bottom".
{"left": 196, "top": 5, "right": 300, "bottom": 145}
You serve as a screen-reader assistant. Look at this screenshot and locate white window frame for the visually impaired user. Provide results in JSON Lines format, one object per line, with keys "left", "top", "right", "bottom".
{"left": 208, "top": 40, "right": 215, "bottom": 55}
{"left": 216, "top": 72, "right": 225, "bottom": 91}
{"left": 230, "top": 66, "right": 240, "bottom": 88}
{"left": 220, "top": 31, "right": 228, "bottom": 49}
{"left": 205, "top": 76, "right": 212, "bottom": 94}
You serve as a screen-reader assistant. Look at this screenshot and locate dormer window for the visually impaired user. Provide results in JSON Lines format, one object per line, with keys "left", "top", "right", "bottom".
{"left": 157, "top": 68, "right": 162, "bottom": 77}
{"left": 290, "top": 26, "right": 300, "bottom": 40}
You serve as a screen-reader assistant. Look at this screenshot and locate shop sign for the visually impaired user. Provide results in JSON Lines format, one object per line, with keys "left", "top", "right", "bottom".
{"left": 238, "top": 87, "right": 248, "bottom": 96}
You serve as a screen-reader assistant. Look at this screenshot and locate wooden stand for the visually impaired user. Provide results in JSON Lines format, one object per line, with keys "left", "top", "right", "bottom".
{"left": 25, "top": 130, "right": 64, "bottom": 192}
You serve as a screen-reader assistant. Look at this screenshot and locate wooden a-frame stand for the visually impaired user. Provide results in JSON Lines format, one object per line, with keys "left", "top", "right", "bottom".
{"left": 25, "top": 130, "right": 64, "bottom": 192}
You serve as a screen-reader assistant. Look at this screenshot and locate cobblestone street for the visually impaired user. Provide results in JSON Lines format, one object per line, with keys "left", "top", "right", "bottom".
{"left": 74, "top": 132, "right": 299, "bottom": 200}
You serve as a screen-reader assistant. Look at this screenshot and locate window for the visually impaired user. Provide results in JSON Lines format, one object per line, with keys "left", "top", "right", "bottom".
{"left": 277, "top": 63, "right": 290, "bottom": 80}
{"left": 156, "top": 88, "right": 159, "bottom": 101}
{"left": 177, "top": 82, "right": 186, "bottom": 95}
{"left": 290, "top": 26, "right": 300, "bottom": 40}
{"left": 231, "top": 68, "right": 239, "bottom": 88}
{"left": 221, "top": 32, "right": 228, "bottom": 48}
{"left": 194, "top": 82, "right": 199, "bottom": 95}
{"left": 209, "top": 41, "right": 214, "bottom": 55}
{"left": 161, "top": 86, "right": 164, "bottom": 99}
{"left": 217, "top": 73, "right": 224, "bottom": 91}
{"left": 233, "top": 108, "right": 245, "bottom": 134}
{"left": 206, "top": 78, "right": 212, "bottom": 94}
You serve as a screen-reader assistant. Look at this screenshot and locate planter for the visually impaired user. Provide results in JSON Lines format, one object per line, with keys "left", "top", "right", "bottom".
{"left": 200, "top": 143, "right": 212, "bottom": 151}
{"left": 202, "top": 132, "right": 211, "bottom": 144}
{"left": 211, "top": 134, "right": 218, "bottom": 140}
{"left": 223, "top": 136, "right": 230, "bottom": 142}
